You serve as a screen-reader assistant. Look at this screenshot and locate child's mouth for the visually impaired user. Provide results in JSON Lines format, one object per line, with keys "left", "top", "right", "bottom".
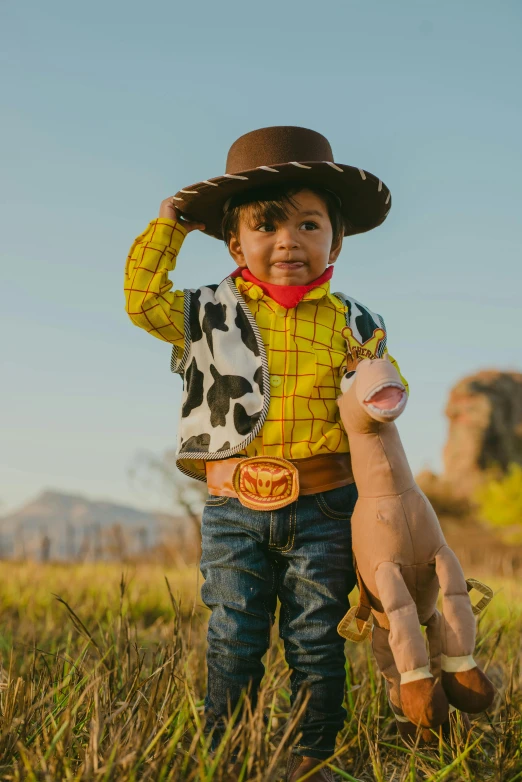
{"left": 273, "top": 262, "right": 305, "bottom": 270}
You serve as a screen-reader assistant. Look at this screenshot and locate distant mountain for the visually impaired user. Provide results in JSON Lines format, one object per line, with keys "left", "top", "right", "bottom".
{"left": 0, "top": 490, "right": 189, "bottom": 560}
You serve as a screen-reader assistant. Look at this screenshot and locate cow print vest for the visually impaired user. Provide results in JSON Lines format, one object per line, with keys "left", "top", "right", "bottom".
{"left": 171, "top": 278, "right": 387, "bottom": 481}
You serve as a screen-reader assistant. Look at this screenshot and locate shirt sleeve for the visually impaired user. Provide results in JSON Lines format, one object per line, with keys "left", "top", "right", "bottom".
{"left": 124, "top": 218, "right": 188, "bottom": 347}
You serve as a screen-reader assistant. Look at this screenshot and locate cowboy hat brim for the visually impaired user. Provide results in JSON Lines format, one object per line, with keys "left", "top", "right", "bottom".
{"left": 172, "top": 161, "right": 391, "bottom": 240}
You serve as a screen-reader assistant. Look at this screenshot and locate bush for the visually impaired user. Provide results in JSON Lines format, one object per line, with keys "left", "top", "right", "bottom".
{"left": 475, "top": 463, "right": 522, "bottom": 543}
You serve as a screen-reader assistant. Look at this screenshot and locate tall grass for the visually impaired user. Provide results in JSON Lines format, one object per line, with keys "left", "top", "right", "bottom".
{"left": 0, "top": 563, "right": 520, "bottom": 781}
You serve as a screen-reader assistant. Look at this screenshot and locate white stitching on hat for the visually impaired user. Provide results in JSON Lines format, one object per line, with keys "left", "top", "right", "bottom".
{"left": 172, "top": 196, "right": 184, "bottom": 201}
{"left": 325, "top": 162, "right": 343, "bottom": 172}
{"left": 180, "top": 189, "right": 199, "bottom": 194}
{"left": 224, "top": 174, "right": 249, "bottom": 180}
{"left": 385, "top": 193, "right": 391, "bottom": 205}
{"left": 203, "top": 180, "right": 219, "bottom": 187}
{"left": 358, "top": 169, "right": 367, "bottom": 180}
{"left": 290, "top": 162, "right": 312, "bottom": 169}
{"left": 378, "top": 180, "right": 382, "bottom": 192}
{"left": 258, "top": 166, "right": 279, "bottom": 173}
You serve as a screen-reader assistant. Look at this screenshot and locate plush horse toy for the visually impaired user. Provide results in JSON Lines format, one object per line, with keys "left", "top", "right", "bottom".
{"left": 337, "top": 328, "right": 495, "bottom": 735}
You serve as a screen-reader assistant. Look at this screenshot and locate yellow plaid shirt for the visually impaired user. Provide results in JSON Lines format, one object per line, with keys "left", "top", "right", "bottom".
{"left": 125, "top": 218, "right": 408, "bottom": 460}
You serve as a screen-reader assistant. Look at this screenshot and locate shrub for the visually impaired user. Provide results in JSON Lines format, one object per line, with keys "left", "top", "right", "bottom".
{"left": 475, "top": 463, "right": 522, "bottom": 543}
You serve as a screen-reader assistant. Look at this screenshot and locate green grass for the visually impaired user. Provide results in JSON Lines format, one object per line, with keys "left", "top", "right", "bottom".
{"left": 0, "top": 563, "right": 520, "bottom": 780}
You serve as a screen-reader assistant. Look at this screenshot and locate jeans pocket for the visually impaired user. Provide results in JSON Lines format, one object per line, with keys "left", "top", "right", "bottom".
{"left": 315, "top": 483, "right": 357, "bottom": 520}
{"left": 205, "top": 495, "right": 230, "bottom": 507}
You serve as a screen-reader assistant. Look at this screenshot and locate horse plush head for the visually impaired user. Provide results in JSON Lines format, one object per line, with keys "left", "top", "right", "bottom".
{"left": 340, "top": 327, "right": 407, "bottom": 425}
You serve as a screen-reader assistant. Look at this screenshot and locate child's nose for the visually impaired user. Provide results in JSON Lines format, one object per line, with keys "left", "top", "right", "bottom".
{"left": 275, "top": 227, "right": 300, "bottom": 248}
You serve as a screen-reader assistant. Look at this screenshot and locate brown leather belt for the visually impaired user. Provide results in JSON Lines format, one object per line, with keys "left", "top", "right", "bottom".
{"left": 206, "top": 452, "right": 354, "bottom": 509}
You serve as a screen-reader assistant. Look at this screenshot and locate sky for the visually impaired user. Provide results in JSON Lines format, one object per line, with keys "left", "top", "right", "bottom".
{"left": 1, "top": 0, "right": 521, "bottom": 514}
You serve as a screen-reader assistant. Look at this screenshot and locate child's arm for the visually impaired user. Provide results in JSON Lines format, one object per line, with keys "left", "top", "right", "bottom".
{"left": 124, "top": 198, "right": 205, "bottom": 345}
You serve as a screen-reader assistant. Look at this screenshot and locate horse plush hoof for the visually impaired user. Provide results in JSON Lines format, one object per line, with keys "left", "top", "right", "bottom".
{"left": 442, "top": 667, "right": 495, "bottom": 713}
{"left": 400, "top": 677, "right": 449, "bottom": 728}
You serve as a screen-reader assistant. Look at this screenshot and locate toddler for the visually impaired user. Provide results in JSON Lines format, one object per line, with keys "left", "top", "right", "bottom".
{"left": 124, "top": 126, "right": 407, "bottom": 781}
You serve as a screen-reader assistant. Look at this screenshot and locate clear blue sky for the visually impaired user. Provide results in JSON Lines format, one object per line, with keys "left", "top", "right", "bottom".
{"left": 2, "top": 0, "right": 521, "bottom": 513}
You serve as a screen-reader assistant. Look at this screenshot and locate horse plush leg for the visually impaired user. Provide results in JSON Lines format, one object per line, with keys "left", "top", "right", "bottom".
{"left": 435, "top": 546, "right": 495, "bottom": 713}
{"left": 425, "top": 609, "right": 443, "bottom": 680}
{"left": 372, "top": 625, "right": 402, "bottom": 715}
{"left": 375, "top": 617, "right": 469, "bottom": 750}
{"left": 372, "top": 625, "right": 423, "bottom": 743}
{"left": 375, "top": 562, "right": 448, "bottom": 728}
{"left": 423, "top": 609, "right": 462, "bottom": 742}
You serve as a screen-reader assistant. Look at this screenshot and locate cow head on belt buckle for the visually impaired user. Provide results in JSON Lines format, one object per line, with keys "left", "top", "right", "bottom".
{"left": 232, "top": 457, "right": 300, "bottom": 511}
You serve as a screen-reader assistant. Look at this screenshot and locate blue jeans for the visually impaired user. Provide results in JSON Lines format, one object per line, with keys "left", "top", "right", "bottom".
{"left": 200, "top": 483, "right": 357, "bottom": 760}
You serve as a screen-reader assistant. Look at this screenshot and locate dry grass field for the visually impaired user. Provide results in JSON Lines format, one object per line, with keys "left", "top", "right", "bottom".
{"left": 0, "top": 562, "right": 520, "bottom": 781}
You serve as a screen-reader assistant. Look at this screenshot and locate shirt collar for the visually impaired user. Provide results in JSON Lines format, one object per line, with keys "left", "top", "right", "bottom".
{"left": 235, "top": 276, "right": 331, "bottom": 300}
{"left": 232, "top": 266, "right": 334, "bottom": 308}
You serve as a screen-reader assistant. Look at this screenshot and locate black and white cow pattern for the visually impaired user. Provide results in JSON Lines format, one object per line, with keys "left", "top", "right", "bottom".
{"left": 181, "top": 357, "right": 204, "bottom": 419}
{"left": 333, "top": 293, "right": 387, "bottom": 357}
{"left": 235, "top": 303, "right": 260, "bottom": 358}
{"left": 207, "top": 365, "right": 253, "bottom": 427}
{"left": 171, "top": 279, "right": 386, "bottom": 481}
{"left": 202, "top": 301, "right": 229, "bottom": 355}
{"left": 172, "top": 279, "right": 268, "bottom": 474}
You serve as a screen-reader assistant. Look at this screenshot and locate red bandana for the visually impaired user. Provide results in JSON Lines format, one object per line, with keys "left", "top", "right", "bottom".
{"left": 230, "top": 265, "right": 334, "bottom": 309}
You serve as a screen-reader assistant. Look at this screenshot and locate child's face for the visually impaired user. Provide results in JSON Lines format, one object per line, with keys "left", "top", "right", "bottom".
{"left": 228, "top": 189, "right": 342, "bottom": 285}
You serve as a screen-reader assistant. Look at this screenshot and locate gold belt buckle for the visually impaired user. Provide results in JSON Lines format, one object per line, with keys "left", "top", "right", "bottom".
{"left": 232, "top": 457, "right": 300, "bottom": 511}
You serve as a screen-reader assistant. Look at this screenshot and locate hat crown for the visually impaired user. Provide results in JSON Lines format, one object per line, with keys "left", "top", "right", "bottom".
{"left": 226, "top": 126, "right": 334, "bottom": 174}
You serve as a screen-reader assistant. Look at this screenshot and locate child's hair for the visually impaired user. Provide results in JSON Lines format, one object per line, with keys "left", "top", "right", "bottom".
{"left": 221, "top": 184, "right": 345, "bottom": 248}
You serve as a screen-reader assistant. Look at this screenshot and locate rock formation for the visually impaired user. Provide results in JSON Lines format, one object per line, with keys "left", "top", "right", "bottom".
{"left": 441, "top": 371, "right": 522, "bottom": 497}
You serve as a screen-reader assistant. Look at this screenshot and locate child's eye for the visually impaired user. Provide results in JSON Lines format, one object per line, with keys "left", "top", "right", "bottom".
{"left": 257, "top": 223, "right": 275, "bottom": 232}
{"left": 301, "top": 221, "right": 319, "bottom": 230}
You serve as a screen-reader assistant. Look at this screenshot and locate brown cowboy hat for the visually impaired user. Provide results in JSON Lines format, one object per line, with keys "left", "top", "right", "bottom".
{"left": 172, "top": 126, "right": 391, "bottom": 240}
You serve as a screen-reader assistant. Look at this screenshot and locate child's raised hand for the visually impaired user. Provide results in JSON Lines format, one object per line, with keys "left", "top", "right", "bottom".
{"left": 158, "top": 197, "right": 206, "bottom": 233}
